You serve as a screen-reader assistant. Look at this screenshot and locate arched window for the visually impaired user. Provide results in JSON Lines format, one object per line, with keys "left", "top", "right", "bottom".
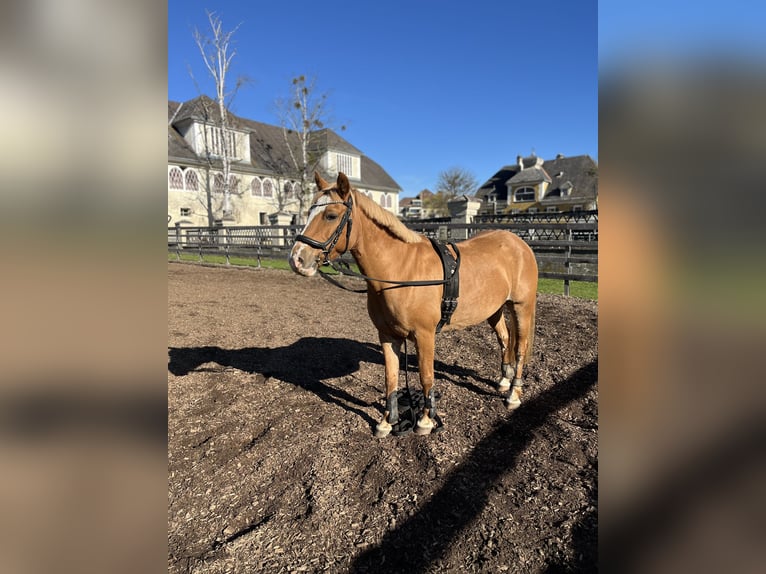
{"left": 184, "top": 169, "right": 198, "bottom": 191}
{"left": 513, "top": 187, "right": 535, "bottom": 202}
{"left": 263, "top": 179, "right": 273, "bottom": 198}
{"left": 168, "top": 167, "right": 184, "bottom": 190}
{"left": 213, "top": 173, "right": 225, "bottom": 194}
{"left": 283, "top": 181, "right": 293, "bottom": 199}
{"left": 251, "top": 178, "right": 262, "bottom": 197}
{"left": 380, "top": 194, "right": 388, "bottom": 208}
{"left": 228, "top": 175, "right": 240, "bottom": 193}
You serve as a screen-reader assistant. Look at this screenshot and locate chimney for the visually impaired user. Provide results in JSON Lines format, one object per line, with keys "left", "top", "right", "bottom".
{"left": 517, "top": 155, "right": 523, "bottom": 169}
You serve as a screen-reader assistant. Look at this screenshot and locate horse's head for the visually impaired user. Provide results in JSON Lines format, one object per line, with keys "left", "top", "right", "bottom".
{"left": 289, "top": 171, "right": 355, "bottom": 277}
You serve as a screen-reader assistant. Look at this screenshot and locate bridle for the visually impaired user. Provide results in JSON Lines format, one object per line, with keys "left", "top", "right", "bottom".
{"left": 294, "top": 195, "right": 354, "bottom": 265}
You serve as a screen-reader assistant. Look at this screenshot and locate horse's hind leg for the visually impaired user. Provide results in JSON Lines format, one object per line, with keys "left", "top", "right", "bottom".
{"left": 413, "top": 330, "right": 437, "bottom": 435}
{"left": 505, "top": 300, "right": 536, "bottom": 410}
{"left": 487, "top": 307, "right": 516, "bottom": 393}
{"left": 375, "top": 333, "right": 402, "bottom": 438}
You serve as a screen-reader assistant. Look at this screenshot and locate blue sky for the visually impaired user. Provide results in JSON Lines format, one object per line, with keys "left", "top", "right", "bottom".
{"left": 599, "top": 0, "right": 766, "bottom": 71}
{"left": 169, "top": 0, "right": 597, "bottom": 198}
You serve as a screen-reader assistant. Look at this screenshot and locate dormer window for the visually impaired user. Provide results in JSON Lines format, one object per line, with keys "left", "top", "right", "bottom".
{"left": 201, "top": 125, "right": 237, "bottom": 158}
{"left": 335, "top": 152, "right": 359, "bottom": 178}
{"left": 337, "top": 153, "right": 352, "bottom": 175}
{"left": 513, "top": 187, "right": 535, "bottom": 202}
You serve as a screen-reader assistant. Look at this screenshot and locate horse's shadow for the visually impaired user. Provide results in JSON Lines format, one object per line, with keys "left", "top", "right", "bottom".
{"left": 168, "top": 337, "right": 383, "bottom": 428}
{"left": 168, "top": 336, "right": 498, "bottom": 429}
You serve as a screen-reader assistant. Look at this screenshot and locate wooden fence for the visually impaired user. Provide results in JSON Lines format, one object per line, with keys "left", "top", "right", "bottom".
{"left": 168, "top": 211, "right": 597, "bottom": 295}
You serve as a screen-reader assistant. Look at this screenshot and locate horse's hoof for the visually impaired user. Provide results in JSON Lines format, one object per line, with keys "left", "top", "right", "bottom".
{"left": 414, "top": 418, "right": 434, "bottom": 435}
{"left": 374, "top": 420, "right": 392, "bottom": 438}
{"left": 505, "top": 396, "right": 521, "bottom": 410}
{"left": 497, "top": 377, "right": 511, "bottom": 392}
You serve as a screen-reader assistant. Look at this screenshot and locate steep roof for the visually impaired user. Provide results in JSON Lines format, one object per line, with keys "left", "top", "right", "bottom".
{"left": 507, "top": 166, "right": 552, "bottom": 185}
{"left": 168, "top": 101, "right": 200, "bottom": 162}
{"left": 310, "top": 128, "right": 363, "bottom": 156}
{"left": 539, "top": 155, "right": 598, "bottom": 199}
{"left": 477, "top": 155, "right": 598, "bottom": 201}
{"left": 168, "top": 97, "right": 401, "bottom": 192}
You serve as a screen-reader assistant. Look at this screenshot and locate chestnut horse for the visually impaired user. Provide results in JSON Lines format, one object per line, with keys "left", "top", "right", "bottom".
{"left": 290, "top": 172, "right": 538, "bottom": 437}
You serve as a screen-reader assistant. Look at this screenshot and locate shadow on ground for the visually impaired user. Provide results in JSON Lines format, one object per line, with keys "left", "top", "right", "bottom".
{"left": 349, "top": 359, "right": 598, "bottom": 573}
{"left": 168, "top": 337, "right": 501, "bottom": 430}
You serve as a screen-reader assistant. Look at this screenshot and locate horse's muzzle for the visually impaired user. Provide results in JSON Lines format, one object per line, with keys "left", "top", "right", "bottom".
{"left": 289, "top": 243, "right": 319, "bottom": 277}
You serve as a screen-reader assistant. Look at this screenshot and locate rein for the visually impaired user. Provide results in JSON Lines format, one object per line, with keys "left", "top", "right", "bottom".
{"left": 318, "top": 248, "right": 461, "bottom": 291}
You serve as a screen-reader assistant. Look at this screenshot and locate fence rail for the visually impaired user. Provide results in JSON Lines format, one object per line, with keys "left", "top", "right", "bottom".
{"left": 169, "top": 212, "right": 597, "bottom": 295}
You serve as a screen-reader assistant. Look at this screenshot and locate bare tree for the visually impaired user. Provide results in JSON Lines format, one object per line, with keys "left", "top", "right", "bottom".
{"left": 190, "top": 11, "right": 247, "bottom": 225}
{"left": 274, "top": 75, "right": 345, "bottom": 221}
{"left": 422, "top": 167, "right": 479, "bottom": 217}
{"left": 436, "top": 166, "right": 479, "bottom": 197}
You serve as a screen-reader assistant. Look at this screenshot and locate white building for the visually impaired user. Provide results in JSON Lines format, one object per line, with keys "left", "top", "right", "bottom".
{"left": 168, "top": 96, "right": 402, "bottom": 227}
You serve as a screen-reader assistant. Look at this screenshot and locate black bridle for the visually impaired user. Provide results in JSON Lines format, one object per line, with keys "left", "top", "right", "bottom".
{"left": 294, "top": 197, "right": 354, "bottom": 264}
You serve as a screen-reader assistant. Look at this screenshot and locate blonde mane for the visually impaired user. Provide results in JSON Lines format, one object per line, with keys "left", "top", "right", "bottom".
{"left": 352, "top": 189, "right": 424, "bottom": 244}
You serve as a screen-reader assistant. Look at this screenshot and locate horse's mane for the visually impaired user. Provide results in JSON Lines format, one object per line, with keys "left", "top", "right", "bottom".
{"left": 353, "top": 189, "right": 424, "bottom": 244}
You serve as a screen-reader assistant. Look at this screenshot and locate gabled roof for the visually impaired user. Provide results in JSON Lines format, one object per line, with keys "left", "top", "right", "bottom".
{"left": 168, "top": 101, "right": 200, "bottom": 162}
{"left": 507, "top": 166, "right": 552, "bottom": 186}
{"left": 359, "top": 155, "right": 400, "bottom": 192}
{"left": 477, "top": 155, "right": 597, "bottom": 201}
{"left": 310, "top": 128, "right": 363, "bottom": 156}
{"left": 540, "top": 155, "right": 598, "bottom": 199}
{"left": 167, "top": 97, "right": 401, "bottom": 192}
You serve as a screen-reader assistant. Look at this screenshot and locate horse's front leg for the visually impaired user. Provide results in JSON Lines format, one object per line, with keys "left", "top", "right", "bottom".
{"left": 413, "top": 331, "right": 437, "bottom": 435}
{"left": 374, "top": 333, "right": 402, "bottom": 438}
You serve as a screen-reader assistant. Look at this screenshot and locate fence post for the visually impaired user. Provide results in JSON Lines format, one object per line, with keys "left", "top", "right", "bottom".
{"left": 174, "top": 223, "right": 181, "bottom": 261}
{"left": 225, "top": 228, "right": 231, "bottom": 265}
{"left": 564, "top": 228, "right": 572, "bottom": 296}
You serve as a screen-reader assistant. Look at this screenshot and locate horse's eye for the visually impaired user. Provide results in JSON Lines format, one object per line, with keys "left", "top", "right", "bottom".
{"left": 325, "top": 212, "right": 339, "bottom": 221}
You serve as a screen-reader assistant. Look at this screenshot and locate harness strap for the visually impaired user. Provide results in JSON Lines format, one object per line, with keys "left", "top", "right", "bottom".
{"left": 320, "top": 258, "right": 454, "bottom": 289}
{"left": 317, "top": 239, "right": 461, "bottom": 335}
{"left": 429, "top": 238, "right": 461, "bottom": 333}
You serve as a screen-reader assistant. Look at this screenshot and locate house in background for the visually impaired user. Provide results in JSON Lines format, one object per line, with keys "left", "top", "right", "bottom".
{"left": 476, "top": 154, "right": 598, "bottom": 215}
{"left": 399, "top": 189, "right": 442, "bottom": 220}
{"left": 168, "top": 96, "right": 402, "bottom": 227}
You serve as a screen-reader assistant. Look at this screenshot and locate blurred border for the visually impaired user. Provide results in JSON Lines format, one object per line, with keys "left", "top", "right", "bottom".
{"left": 0, "top": 2, "right": 168, "bottom": 573}
{"left": 599, "top": 2, "right": 766, "bottom": 572}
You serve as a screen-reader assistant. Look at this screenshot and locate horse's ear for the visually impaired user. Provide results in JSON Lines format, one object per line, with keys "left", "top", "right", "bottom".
{"left": 314, "top": 171, "right": 330, "bottom": 190}
{"left": 336, "top": 172, "right": 351, "bottom": 199}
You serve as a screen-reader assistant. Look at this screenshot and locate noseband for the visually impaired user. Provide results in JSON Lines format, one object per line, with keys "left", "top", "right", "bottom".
{"left": 294, "top": 197, "right": 353, "bottom": 264}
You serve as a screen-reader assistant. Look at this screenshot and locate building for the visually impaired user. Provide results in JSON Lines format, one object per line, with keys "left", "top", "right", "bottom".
{"left": 476, "top": 154, "right": 598, "bottom": 215}
{"left": 398, "top": 189, "right": 439, "bottom": 220}
{"left": 168, "top": 96, "right": 402, "bottom": 227}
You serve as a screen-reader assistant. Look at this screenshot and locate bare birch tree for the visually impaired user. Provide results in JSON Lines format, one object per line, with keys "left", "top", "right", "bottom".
{"left": 275, "top": 75, "right": 345, "bottom": 221}
{"left": 191, "top": 11, "right": 247, "bottom": 225}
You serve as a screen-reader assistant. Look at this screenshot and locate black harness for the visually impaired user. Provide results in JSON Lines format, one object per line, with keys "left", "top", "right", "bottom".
{"left": 429, "top": 238, "right": 461, "bottom": 333}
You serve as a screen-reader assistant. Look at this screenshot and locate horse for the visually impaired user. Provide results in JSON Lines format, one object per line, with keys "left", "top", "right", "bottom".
{"left": 289, "top": 172, "right": 538, "bottom": 437}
